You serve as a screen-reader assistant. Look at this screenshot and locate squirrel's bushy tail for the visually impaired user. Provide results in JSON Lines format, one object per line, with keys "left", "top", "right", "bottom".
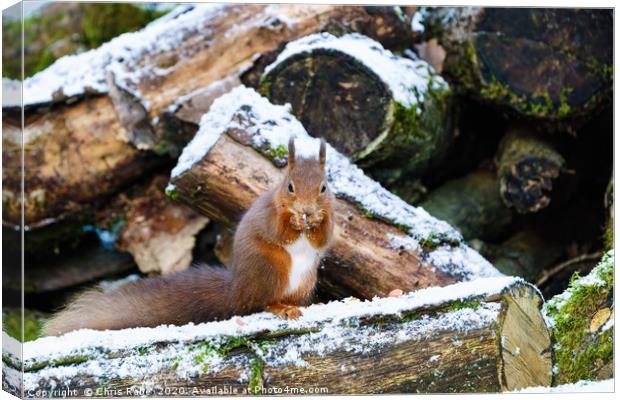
{"left": 43, "top": 265, "right": 233, "bottom": 337}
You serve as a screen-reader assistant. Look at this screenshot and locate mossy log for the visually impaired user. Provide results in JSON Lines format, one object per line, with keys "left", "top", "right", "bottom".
{"left": 420, "top": 169, "right": 513, "bottom": 241}
{"left": 111, "top": 175, "right": 209, "bottom": 275}
{"left": 422, "top": 7, "right": 612, "bottom": 124}
{"left": 2, "top": 4, "right": 412, "bottom": 235}
{"left": 5, "top": 278, "right": 552, "bottom": 395}
{"left": 471, "top": 230, "right": 564, "bottom": 282}
{"left": 543, "top": 250, "right": 614, "bottom": 384}
{"left": 168, "top": 87, "right": 501, "bottom": 300}
{"left": 496, "top": 128, "right": 566, "bottom": 214}
{"left": 260, "top": 33, "right": 453, "bottom": 181}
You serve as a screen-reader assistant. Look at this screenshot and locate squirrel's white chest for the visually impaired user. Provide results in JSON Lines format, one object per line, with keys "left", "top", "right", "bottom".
{"left": 284, "top": 235, "right": 319, "bottom": 295}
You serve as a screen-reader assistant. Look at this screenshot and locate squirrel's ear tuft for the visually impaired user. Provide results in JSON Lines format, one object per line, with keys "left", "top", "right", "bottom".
{"left": 319, "top": 138, "right": 326, "bottom": 167}
{"left": 288, "top": 136, "right": 296, "bottom": 170}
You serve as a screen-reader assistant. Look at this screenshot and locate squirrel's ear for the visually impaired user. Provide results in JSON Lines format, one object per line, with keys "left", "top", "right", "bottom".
{"left": 288, "top": 136, "right": 296, "bottom": 170}
{"left": 319, "top": 138, "right": 326, "bottom": 168}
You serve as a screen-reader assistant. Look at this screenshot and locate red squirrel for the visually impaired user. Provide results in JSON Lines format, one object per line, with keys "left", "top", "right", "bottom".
{"left": 43, "top": 137, "right": 335, "bottom": 336}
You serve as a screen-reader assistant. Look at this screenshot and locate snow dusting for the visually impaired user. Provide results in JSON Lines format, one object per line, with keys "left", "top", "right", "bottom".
{"left": 425, "top": 245, "right": 501, "bottom": 280}
{"left": 543, "top": 250, "right": 614, "bottom": 328}
{"left": 10, "top": 277, "right": 522, "bottom": 371}
{"left": 411, "top": 9, "right": 426, "bottom": 32}
{"left": 2, "top": 78, "right": 21, "bottom": 108}
{"left": 511, "top": 379, "right": 613, "bottom": 393}
{"left": 263, "top": 303, "right": 500, "bottom": 368}
{"left": 8, "top": 4, "right": 227, "bottom": 108}
{"left": 10, "top": 276, "right": 522, "bottom": 390}
{"left": 263, "top": 32, "right": 447, "bottom": 107}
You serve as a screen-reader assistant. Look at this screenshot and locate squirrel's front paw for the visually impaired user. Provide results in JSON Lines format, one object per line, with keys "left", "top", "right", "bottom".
{"left": 266, "top": 304, "right": 302, "bottom": 320}
{"left": 281, "top": 305, "right": 302, "bottom": 320}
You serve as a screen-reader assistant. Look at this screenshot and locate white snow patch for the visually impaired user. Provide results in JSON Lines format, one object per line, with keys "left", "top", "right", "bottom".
{"left": 2, "top": 78, "right": 21, "bottom": 108}
{"left": 263, "top": 303, "right": 500, "bottom": 368}
{"left": 11, "top": 4, "right": 227, "bottom": 108}
{"left": 429, "top": 355, "right": 441, "bottom": 362}
{"left": 387, "top": 233, "right": 420, "bottom": 252}
{"left": 425, "top": 245, "right": 502, "bottom": 280}
{"left": 411, "top": 9, "right": 425, "bottom": 32}
{"left": 264, "top": 32, "right": 447, "bottom": 107}
{"left": 3, "top": 330, "right": 22, "bottom": 360}
{"left": 2, "top": 362, "right": 22, "bottom": 391}
{"left": 601, "top": 315, "right": 614, "bottom": 332}
{"left": 170, "top": 86, "right": 324, "bottom": 178}
{"left": 511, "top": 379, "right": 614, "bottom": 393}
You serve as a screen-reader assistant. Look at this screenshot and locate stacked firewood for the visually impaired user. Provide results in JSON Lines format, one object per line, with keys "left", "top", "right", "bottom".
{"left": 1, "top": 5, "right": 613, "bottom": 395}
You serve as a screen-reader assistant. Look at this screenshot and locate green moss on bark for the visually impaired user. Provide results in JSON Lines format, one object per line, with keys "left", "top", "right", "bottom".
{"left": 2, "top": 3, "right": 167, "bottom": 79}
{"left": 365, "top": 79, "right": 453, "bottom": 183}
{"left": 543, "top": 250, "right": 614, "bottom": 384}
{"left": 2, "top": 307, "right": 48, "bottom": 342}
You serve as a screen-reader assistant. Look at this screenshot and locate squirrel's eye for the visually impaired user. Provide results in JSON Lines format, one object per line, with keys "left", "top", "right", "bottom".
{"left": 320, "top": 184, "right": 327, "bottom": 193}
{"left": 288, "top": 183, "right": 294, "bottom": 193}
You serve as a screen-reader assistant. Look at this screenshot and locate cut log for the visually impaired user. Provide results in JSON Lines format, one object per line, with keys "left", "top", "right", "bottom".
{"left": 543, "top": 250, "right": 614, "bottom": 384}
{"left": 6, "top": 277, "right": 552, "bottom": 395}
{"left": 110, "top": 175, "right": 209, "bottom": 275}
{"left": 3, "top": 4, "right": 413, "bottom": 231}
{"left": 496, "top": 128, "right": 566, "bottom": 214}
{"left": 421, "top": 7, "right": 613, "bottom": 124}
{"left": 1, "top": 109, "right": 165, "bottom": 228}
{"left": 260, "top": 33, "right": 454, "bottom": 181}
{"left": 470, "top": 229, "right": 564, "bottom": 282}
{"left": 167, "top": 86, "right": 500, "bottom": 300}
{"left": 420, "top": 169, "right": 513, "bottom": 241}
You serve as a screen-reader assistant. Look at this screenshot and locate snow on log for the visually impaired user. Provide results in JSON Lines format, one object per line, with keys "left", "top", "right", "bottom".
{"left": 510, "top": 379, "right": 613, "bottom": 393}
{"left": 3, "top": 277, "right": 552, "bottom": 395}
{"left": 420, "top": 7, "right": 612, "bottom": 124}
{"left": 543, "top": 250, "right": 614, "bottom": 384}
{"left": 496, "top": 128, "right": 566, "bottom": 214}
{"left": 3, "top": 4, "right": 412, "bottom": 231}
{"left": 419, "top": 169, "right": 513, "bottom": 241}
{"left": 166, "top": 86, "right": 500, "bottom": 299}
{"left": 260, "top": 33, "right": 454, "bottom": 181}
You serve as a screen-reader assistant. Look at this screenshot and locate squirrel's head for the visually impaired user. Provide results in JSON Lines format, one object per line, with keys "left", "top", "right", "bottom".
{"left": 276, "top": 136, "right": 333, "bottom": 231}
